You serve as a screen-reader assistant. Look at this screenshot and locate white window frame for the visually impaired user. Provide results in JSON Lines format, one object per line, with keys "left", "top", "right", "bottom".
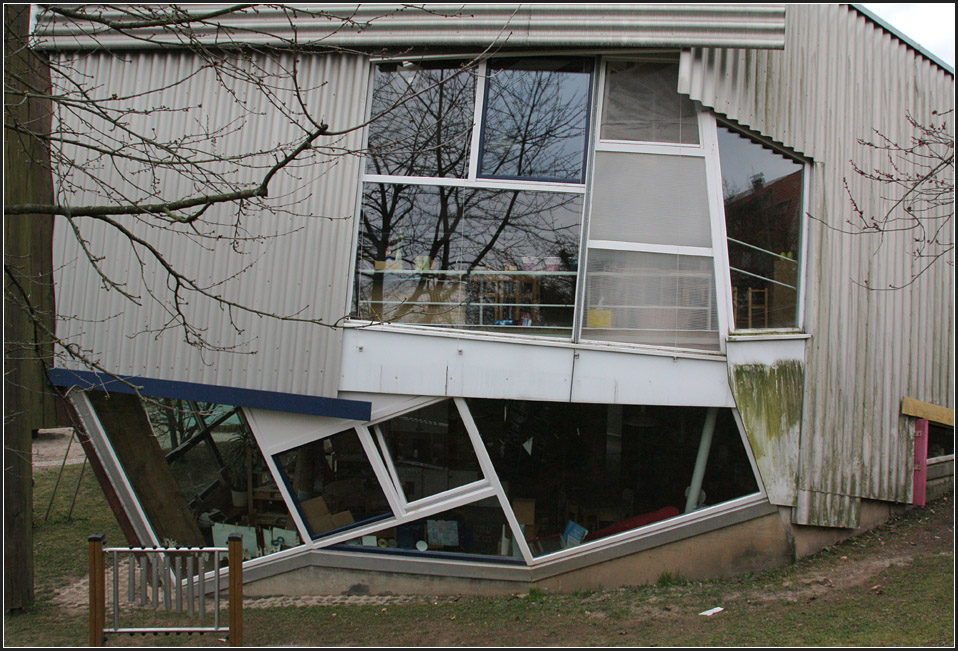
{"left": 577, "top": 56, "right": 730, "bottom": 352}
{"left": 269, "top": 397, "right": 534, "bottom": 562}
{"left": 713, "top": 119, "right": 810, "bottom": 334}
{"left": 349, "top": 56, "right": 595, "bottom": 341}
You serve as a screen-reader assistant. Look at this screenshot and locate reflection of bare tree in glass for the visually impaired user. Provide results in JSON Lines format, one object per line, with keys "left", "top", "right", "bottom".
{"left": 480, "top": 58, "right": 591, "bottom": 182}
{"left": 359, "top": 59, "right": 589, "bottom": 330}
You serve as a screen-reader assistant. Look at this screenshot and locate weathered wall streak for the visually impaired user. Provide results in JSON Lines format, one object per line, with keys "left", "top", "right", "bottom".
{"left": 729, "top": 360, "right": 804, "bottom": 506}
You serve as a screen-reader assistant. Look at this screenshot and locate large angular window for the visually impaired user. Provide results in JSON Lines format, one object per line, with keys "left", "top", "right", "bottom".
{"left": 356, "top": 57, "right": 592, "bottom": 337}
{"left": 468, "top": 400, "right": 760, "bottom": 558}
{"left": 82, "top": 392, "right": 299, "bottom": 560}
{"left": 261, "top": 397, "right": 762, "bottom": 565}
{"left": 717, "top": 125, "right": 805, "bottom": 329}
{"left": 583, "top": 58, "right": 720, "bottom": 351}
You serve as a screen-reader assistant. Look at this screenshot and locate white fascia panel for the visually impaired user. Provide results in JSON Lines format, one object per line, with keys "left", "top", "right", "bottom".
{"left": 570, "top": 348, "right": 734, "bottom": 407}
{"left": 245, "top": 392, "right": 444, "bottom": 456}
{"left": 340, "top": 328, "right": 576, "bottom": 402}
{"left": 342, "top": 327, "right": 734, "bottom": 407}
{"left": 725, "top": 336, "right": 808, "bottom": 367}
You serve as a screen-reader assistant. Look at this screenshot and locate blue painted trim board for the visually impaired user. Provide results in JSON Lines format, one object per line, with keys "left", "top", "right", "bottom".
{"left": 47, "top": 368, "right": 371, "bottom": 421}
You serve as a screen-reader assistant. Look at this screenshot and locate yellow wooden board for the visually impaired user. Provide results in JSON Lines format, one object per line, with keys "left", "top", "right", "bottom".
{"left": 901, "top": 397, "right": 954, "bottom": 426}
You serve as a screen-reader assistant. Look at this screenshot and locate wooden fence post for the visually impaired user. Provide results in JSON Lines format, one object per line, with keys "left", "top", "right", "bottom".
{"left": 228, "top": 534, "right": 243, "bottom": 647}
{"left": 88, "top": 534, "right": 105, "bottom": 647}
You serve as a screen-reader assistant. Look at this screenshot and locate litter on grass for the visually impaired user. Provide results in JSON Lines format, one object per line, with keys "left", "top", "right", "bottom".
{"left": 699, "top": 606, "right": 724, "bottom": 616}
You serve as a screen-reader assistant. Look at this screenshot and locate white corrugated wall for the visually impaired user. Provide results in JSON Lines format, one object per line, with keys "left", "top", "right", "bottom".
{"left": 52, "top": 51, "right": 369, "bottom": 398}
{"left": 680, "top": 5, "right": 954, "bottom": 526}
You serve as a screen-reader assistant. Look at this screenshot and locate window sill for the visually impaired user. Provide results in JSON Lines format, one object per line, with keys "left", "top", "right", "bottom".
{"left": 344, "top": 319, "right": 727, "bottom": 362}
{"left": 726, "top": 330, "right": 810, "bottom": 342}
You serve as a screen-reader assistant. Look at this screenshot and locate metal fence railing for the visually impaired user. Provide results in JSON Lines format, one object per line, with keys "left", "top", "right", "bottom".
{"left": 88, "top": 533, "right": 243, "bottom": 646}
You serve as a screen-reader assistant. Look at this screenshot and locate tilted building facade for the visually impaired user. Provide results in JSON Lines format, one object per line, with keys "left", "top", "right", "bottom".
{"left": 38, "top": 4, "right": 953, "bottom": 594}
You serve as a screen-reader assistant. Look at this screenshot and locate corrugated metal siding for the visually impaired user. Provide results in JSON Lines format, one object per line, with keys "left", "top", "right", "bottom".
{"left": 35, "top": 4, "right": 787, "bottom": 51}
{"left": 52, "top": 51, "right": 369, "bottom": 398}
{"left": 680, "top": 5, "right": 954, "bottom": 527}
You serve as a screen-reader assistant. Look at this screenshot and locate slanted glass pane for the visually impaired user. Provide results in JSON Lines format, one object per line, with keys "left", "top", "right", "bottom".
{"left": 87, "top": 394, "right": 299, "bottom": 557}
{"left": 377, "top": 401, "right": 483, "bottom": 502}
{"left": 479, "top": 57, "right": 592, "bottom": 183}
{"left": 366, "top": 61, "right": 476, "bottom": 178}
{"left": 717, "top": 125, "right": 804, "bottom": 329}
{"left": 336, "top": 499, "right": 517, "bottom": 561}
{"left": 355, "top": 183, "right": 581, "bottom": 336}
{"left": 274, "top": 430, "right": 392, "bottom": 539}
{"left": 600, "top": 61, "right": 699, "bottom": 144}
{"left": 468, "top": 399, "right": 758, "bottom": 558}
{"left": 582, "top": 249, "right": 720, "bottom": 351}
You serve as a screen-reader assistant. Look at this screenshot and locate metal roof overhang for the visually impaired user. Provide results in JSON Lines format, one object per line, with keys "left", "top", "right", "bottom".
{"left": 33, "top": 4, "right": 787, "bottom": 51}
{"left": 47, "top": 368, "right": 372, "bottom": 420}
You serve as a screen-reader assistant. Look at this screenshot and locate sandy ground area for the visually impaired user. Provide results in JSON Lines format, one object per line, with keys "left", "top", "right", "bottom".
{"left": 33, "top": 427, "right": 88, "bottom": 469}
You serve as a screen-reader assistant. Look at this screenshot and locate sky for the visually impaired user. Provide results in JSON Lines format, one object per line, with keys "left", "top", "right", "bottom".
{"left": 862, "top": 3, "right": 956, "bottom": 68}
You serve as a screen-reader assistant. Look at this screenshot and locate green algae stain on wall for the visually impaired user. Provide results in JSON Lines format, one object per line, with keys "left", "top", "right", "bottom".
{"left": 730, "top": 360, "right": 805, "bottom": 507}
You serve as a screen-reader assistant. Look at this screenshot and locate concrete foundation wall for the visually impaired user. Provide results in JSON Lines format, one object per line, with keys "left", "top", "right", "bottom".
{"left": 788, "top": 498, "right": 912, "bottom": 559}
{"left": 537, "top": 512, "right": 793, "bottom": 592}
{"left": 245, "top": 563, "right": 529, "bottom": 598}
{"left": 244, "top": 512, "right": 795, "bottom": 597}
{"left": 243, "top": 487, "right": 953, "bottom": 597}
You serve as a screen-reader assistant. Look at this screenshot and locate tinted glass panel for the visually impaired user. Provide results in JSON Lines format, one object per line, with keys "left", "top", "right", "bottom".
{"left": 717, "top": 126, "right": 804, "bottom": 329}
{"left": 468, "top": 400, "right": 758, "bottom": 558}
{"left": 377, "top": 401, "right": 483, "bottom": 502}
{"left": 366, "top": 61, "right": 476, "bottom": 178}
{"left": 479, "top": 57, "right": 592, "bottom": 183}
{"left": 600, "top": 61, "right": 699, "bottom": 144}
{"left": 274, "top": 430, "right": 392, "bottom": 539}
{"left": 356, "top": 183, "right": 581, "bottom": 335}
{"left": 582, "top": 249, "right": 720, "bottom": 351}
{"left": 336, "top": 500, "right": 515, "bottom": 560}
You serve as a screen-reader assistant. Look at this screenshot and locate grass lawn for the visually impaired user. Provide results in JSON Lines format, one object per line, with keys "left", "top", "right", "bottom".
{"left": 4, "top": 463, "right": 954, "bottom": 647}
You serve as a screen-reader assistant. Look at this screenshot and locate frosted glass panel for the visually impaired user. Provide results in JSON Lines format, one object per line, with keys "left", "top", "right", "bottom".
{"left": 600, "top": 61, "right": 698, "bottom": 144}
{"left": 589, "top": 152, "right": 712, "bottom": 248}
{"left": 582, "top": 249, "right": 719, "bottom": 350}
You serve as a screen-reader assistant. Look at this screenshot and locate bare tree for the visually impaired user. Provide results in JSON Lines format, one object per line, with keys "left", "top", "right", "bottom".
{"left": 837, "top": 110, "right": 954, "bottom": 290}
{"left": 4, "top": 2, "right": 479, "bottom": 610}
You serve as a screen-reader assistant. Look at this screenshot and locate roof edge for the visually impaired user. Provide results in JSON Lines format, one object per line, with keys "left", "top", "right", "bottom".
{"left": 31, "top": 4, "right": 787, "bottom": 52}
{"left": 851, "top": 4, "right": 954, "bottom": 75}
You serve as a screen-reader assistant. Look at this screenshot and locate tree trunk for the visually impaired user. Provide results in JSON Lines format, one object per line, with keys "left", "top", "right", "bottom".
{"left": 4, "top": 5, "right": 59, "bottom": 612}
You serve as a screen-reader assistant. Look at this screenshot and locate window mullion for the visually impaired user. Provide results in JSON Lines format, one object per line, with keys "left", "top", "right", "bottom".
{"left": 453, "top": 397, "right": 534, "bottom": 564}
{"left": 467, "top": 61, "right": 487, "bottom": 182}
{"left": 372, "top": 424, "right": 408, "bottom": 510}
{"left": 355, "top": 425, "right": 405, "bottom": 516}
{"left": 701, "top": 112, "right": 732, "bottom": 346}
